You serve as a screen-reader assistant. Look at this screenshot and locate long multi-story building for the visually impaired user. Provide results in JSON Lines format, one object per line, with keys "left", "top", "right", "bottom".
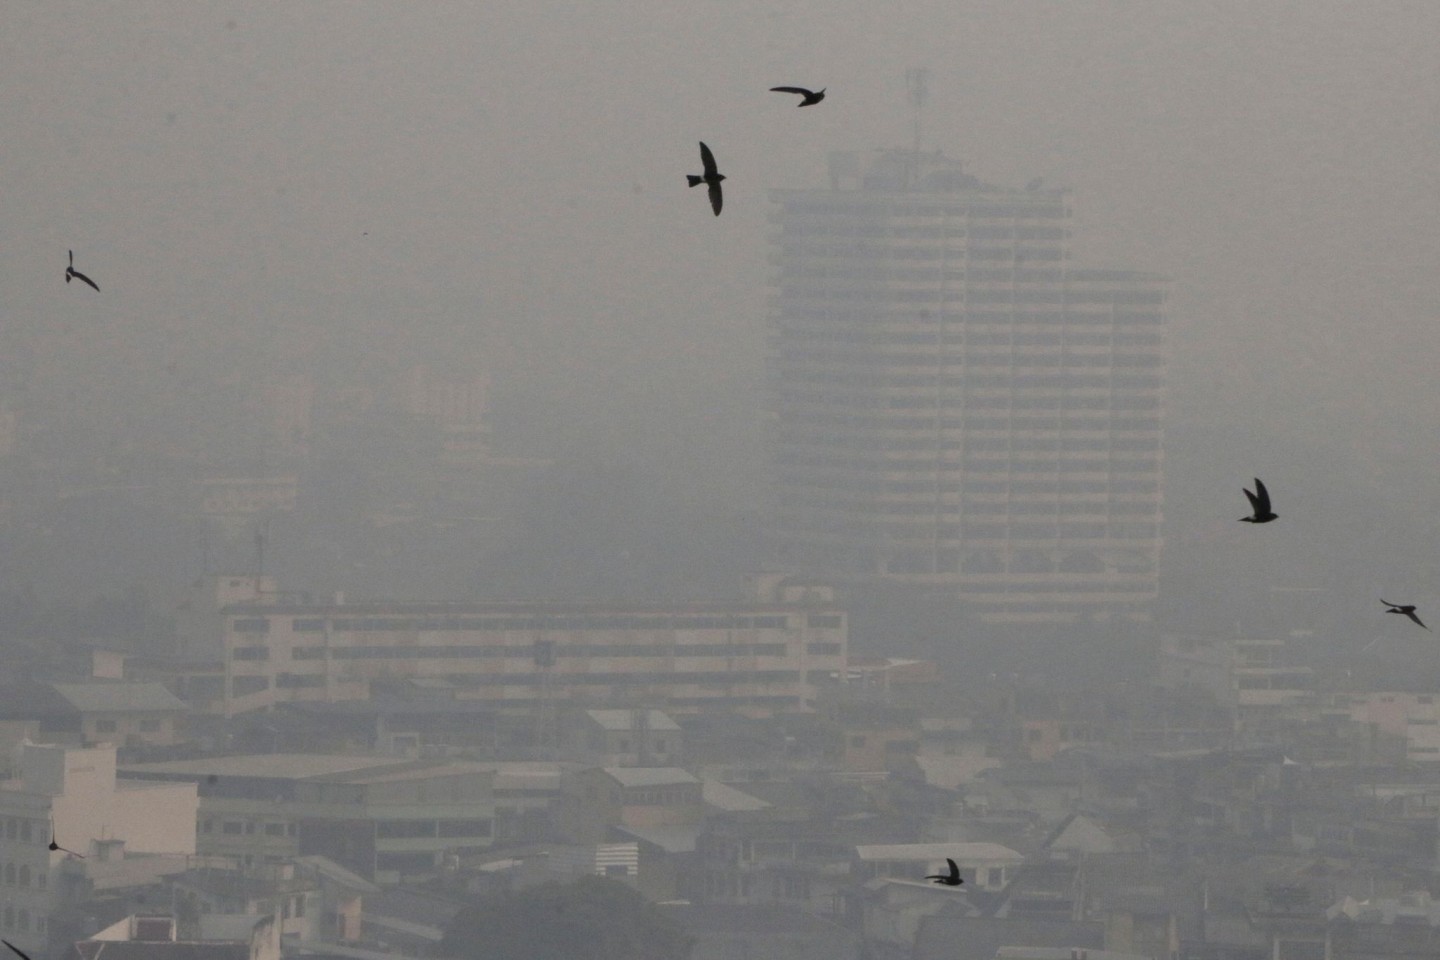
{"left": 767, "top": 149, "right": 1168, "bottom": 624}
{"left": 218, "top": 576, "right": 846, "bottom": 718}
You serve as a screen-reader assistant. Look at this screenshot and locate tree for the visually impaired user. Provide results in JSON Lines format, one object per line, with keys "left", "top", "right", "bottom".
{"left": 440, "top": 876, "right": 693, "bottom": 960}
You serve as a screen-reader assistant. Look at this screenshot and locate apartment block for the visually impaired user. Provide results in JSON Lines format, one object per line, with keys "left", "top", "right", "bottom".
{"left": 216, "top": 578, "right": 847, "bottom": 718}
{"left": 767, "top": 149, "right": 1167, "bottom": 624}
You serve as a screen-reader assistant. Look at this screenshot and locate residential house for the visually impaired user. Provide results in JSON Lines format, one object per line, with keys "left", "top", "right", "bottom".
{"left": 564, "top": 710, "right": 684, "bottom": 768}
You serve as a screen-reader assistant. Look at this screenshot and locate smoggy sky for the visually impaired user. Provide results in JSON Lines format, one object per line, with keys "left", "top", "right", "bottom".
{"left": 3, "top": 2, "right": 1440, "bottom": 616}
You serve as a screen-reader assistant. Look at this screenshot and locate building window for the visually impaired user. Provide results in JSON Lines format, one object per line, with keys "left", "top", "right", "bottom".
{"left": 376, "top": 820, "right": 437, "bottom": 839}
{"left": 222, "top": 822, "right": 245, "bottom": 835}
{"left": 231, "top": 676, "right": 270, "bottom": 696}
{"left": 139, "top": 718, "right": 161, "bottom": 732}
{"left": 265, "top": 823, "right": 286, "bottom": 836}
{"left": 375, "top": 851, "right": 436, "bottom": 872}
{"left": 807, "top": 615, "right": 842, "bottom": 629}
{"left": 94, "top": 719, "right": 118, "bottom": 733}
{"left": 233, "top": 618, "right": 270, "bottom": 633}
{"left": 232, "top": 646, "right": 270, "bottom": 661}
{"left": 438, "top": 819, "right": 492, "bottom": 838}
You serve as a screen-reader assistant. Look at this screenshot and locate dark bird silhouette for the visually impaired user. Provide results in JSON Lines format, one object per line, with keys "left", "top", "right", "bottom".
{"left": 770, "top": 85, "right": 826, "bottom": 107}
{"left": 3, "top": 940, "right": 34, "bottom": 960}
{"left": 49, "top": 825, "right": 84, "bottom": 858}
{"left": 1382, "top": 600, "right": 1428, "bottom": 630}
{"left": 1239, "top": 478, "right": 1278, "bottom": 523}
{"left": 925, "top": 858, "right": 963, "bottom": 886}
{"left": 686, "top": 142, "right": 725, "bottom": 216}
{"left": 65, "top": 250, "right": 100, "bottom": 292}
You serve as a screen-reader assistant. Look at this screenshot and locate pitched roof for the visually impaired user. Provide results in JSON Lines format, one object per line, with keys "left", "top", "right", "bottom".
{"left": 52, "top": 682, "right": 187, "bottom": 714}
{"left": 914, "top": 916, "right": 1104, "bottom": 960}
{"left": 1042, "top": 814, "right": 1119, "bottom": 855}
{"left": 702, "top": 780, "right": 771, "bottom": 812}
{"left": 856, "top": 842, "right": 1024, "bottom": 863}
{"left": 75, "top": 944, "right": 249, "bottom": 960}
{"left": 121, "top": 754, "right": 419, "bottom": 780}
{"left": 294, "top": 854, "right": 382, "bottom": 893}
{"left": 0, "top": 682, "right": 77, "bottom": 720}
{"left": 602, "top": 767, "right": 699, "bottom": 787}
{"left": 612, "top": 823, "right": 702, "bottom": 852}
{"left": 586, "top": 709, "right": 681, "bottom": 731}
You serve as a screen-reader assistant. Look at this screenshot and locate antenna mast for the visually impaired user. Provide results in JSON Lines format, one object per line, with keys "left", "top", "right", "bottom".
{"left": 253, "top": 521, "right": 268, "bottom": 598}
{"left": 905, "top": 67, "right": 930, "bottom": 188}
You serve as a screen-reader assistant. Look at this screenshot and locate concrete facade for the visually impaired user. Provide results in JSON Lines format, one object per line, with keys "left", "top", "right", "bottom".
{"left": 766, "top": 149, "right": 1167, "bottom": 624}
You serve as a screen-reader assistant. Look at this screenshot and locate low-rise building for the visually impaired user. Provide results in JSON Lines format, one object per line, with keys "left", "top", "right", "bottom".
{"left": 559, "top": 767, "right": 703, "bottom": 845}
{"left": 120, "top": 754, "right": 500, "bottom": 885}
{"left": 0, "top": 743, "right": 197, "bottom": 957}
{"left": 52, "top": 682, "right": 190, "bottom": 748}
{"left": 564, "top": 709, "right": 684, "bottom": 767}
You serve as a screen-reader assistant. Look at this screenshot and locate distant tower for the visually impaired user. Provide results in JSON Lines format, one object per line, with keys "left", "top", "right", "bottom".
{"left": 532, "top": 637, "right": 558, "bottom": 759}
{"left": 766, "top": 149, "right": 1169, "bottom": 625}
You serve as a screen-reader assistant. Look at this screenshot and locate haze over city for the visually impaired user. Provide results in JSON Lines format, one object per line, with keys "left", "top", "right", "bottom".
{"left": 3, "top": 4, "right": 1440, "bottom": 959}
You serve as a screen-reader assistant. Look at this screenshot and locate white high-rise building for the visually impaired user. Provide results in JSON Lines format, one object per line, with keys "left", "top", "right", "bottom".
{"left": 767, "top": 149, "right": 1167, "bottom": 624}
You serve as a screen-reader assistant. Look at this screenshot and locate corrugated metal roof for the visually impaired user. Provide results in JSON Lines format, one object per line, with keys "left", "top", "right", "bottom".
{"left": 121, "top": 754, "right": 415, "bottom": 780}
{"left": 293, "top": 855, "right": 382, "bottom": 894}
{"left": 701, "top": 781, "right": 771, "bottom": 811}
{"left": 612, "top": 824, "right": 701, "bottom": 853}
{"left": 602, "top": 767, "right": 699, "bottom": 787}
{"left": 855, "top": 842, "right": 1024, "bottom": 863}
{"left": 585, "top": 709, "right": 682, "bottom": 731}
{"left": 52, "top": 682, "right": 187, "bottom": 714}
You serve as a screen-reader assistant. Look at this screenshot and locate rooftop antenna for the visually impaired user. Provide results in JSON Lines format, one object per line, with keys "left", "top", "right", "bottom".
{"left": 253, "top": 520, "right": 268, "bottom": 598}
{"left": 905, "top": 67, "right": 930, "bottom": 189}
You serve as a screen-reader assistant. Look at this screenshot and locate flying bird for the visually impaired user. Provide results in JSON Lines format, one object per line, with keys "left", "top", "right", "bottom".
{"left": 3, "top": 940, "right": 33, "bottom": 960}
{"left": 770, "top": 85, "right": 826, "bottom": 107}
{"left": 1239, "top": 478, "right": 1277, "bottom": 523}
{"left": 1382, "top": 600, "right": 1428, "bottom": 630}
{"left": 925, "top": 858, "right": 964, "bottom": 886}
{"left": 686, "top": 142, "right": 725, "bottom": 216}
{"left": 49, "top": 825, "right": 84, "bottom": 858}
{"left": 65, "top": 250, "right": 100, "bottom": 292}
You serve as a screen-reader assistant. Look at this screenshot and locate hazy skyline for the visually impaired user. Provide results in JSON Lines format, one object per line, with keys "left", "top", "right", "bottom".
{"left": 3, "top": 2, "right": 1440, "bottom": 636}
